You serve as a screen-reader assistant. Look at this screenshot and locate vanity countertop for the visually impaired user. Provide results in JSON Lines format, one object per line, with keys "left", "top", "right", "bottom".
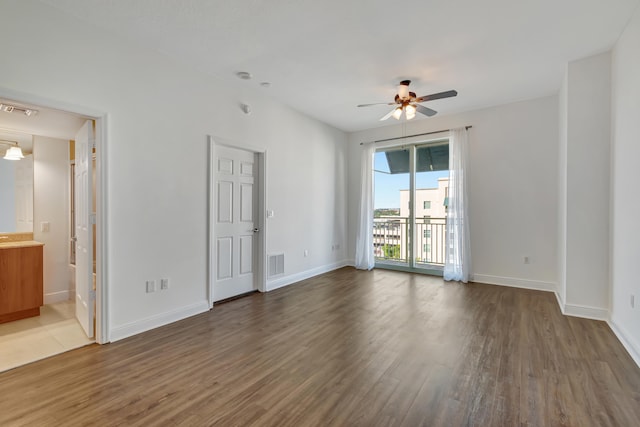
{"left": 0, "top": 240, "right": 45, "bottom": 249}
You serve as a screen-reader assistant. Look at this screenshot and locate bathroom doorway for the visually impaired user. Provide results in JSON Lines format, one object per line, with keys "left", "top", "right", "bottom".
{"left": 0, "top": 94, "right": 108, "bottom": 371}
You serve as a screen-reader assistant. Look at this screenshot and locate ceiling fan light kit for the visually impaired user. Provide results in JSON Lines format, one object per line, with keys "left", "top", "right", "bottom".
{"left": 358, "top": 80, "right": 458, "bottom": 122}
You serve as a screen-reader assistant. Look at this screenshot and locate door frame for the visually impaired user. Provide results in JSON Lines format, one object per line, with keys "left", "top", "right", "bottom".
{"left": 207, "top": 135, "right": 267, "bottom": 307}
{"left": 373, "top": 132, "right": 449, "bottom": 276}
{"left": 0, "top": 87, "right": 109, "bottom": 344}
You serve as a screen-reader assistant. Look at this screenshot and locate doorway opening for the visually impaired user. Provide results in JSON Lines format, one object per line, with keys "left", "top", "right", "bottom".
{"left": 373, "top": 140, "right": 449, "bottom": 275}
{"left": 0, "top": 93, "right": 108, "bottom": 372}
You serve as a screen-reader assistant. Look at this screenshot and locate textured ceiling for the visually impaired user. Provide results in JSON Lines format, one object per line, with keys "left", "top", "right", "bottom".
{"left": 40, "top": 0, "right": 639, "bottom": 132}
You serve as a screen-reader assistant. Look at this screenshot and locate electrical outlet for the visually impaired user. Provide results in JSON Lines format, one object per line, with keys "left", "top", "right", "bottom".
{"left": 146, "top": 280, "right": 156, "bottom": 293}
{"left": 304, "top": 249, "right": 309, "bottom": 257}
{"left": 160, "top": 278, "right": 170, "bottom": 290}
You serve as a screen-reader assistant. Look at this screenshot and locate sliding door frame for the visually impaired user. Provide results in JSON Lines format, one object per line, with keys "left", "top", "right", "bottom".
{"left": 374, "top": 133, "right": 449, "bottom": 276}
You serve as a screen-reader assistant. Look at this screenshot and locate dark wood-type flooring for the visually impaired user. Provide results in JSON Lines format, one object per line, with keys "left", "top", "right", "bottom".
{"left": 1, "top": 267, "right": 639, "bottom": 426}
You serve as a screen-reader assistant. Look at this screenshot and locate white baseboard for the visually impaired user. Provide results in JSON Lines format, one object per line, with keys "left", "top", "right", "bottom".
{"left": 552, "top": 291, "right": 609, "bottom": 321}
{"left": 562, "top": 302, "right": 609, "bottom": 321}
{"left": 109, "top": 301, "right": 209, "bottom": 342}
{"left": 472, "top": 274, "right": 556, "bottom": 292}
{"left": 267, "top": 260, "right": 350, "bottom": 291}
{"left": 554, "top": 291, "right": 565, "bottom": 310}
{"left": 44, "top": 290, "right": 72, "bottom": 304}
{"left": 608, "top": 320, "right": 640, "bottom": 369}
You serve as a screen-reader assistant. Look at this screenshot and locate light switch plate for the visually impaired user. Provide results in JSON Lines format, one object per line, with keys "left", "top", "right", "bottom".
{"left": 40, "top": 222, "right": 50, "bottom": 232}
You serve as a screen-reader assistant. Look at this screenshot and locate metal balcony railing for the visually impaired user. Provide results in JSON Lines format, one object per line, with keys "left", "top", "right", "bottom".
{"left": 373, "top": 216, "right": 446, "bottom": 266}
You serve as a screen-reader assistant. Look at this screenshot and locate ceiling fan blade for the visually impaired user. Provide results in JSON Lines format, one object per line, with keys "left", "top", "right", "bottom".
{"left": 415, "top": 90, "right": 458, "bottom": 103}
{"left": 415, "top": 104, "right": 437, "bottom": 117}
{"left": 379, "top": 108, "right": 398, "bottom": 121}
{"left": 358, "top": 102, "right": 396, "bottom": 107}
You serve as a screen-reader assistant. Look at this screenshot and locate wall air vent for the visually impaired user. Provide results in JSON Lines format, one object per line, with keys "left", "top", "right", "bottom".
{"left": 268, "top": 253, "right": 284, "bottom": 278}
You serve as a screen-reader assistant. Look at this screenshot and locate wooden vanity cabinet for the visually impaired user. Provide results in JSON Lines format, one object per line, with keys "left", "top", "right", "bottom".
{"left": 0, "top": 243, "right": 44, "bottom": 323}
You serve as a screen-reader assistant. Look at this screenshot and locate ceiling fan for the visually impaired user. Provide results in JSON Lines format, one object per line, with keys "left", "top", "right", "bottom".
{"left": 358, "top": 80, "right": 458, "bottom": 121}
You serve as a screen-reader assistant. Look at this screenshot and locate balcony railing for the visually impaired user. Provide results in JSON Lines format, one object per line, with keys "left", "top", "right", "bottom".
{"left": 373, "top": 216, "right": 446, "bottom": 266}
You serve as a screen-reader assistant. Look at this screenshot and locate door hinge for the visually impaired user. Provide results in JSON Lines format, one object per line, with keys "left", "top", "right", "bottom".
{"left": 89, "top": 289, "right": 96, "bottom": 301}
{"left": 90, "top": 213, "right": 97, "bottom": 224}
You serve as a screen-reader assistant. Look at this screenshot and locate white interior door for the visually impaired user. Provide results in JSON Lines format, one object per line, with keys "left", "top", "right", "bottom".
{"left": 75, "top": 120, "right": 94, "bottom": 338}
{"left": 214, "top": 145, "right": 258, "bottom": 302}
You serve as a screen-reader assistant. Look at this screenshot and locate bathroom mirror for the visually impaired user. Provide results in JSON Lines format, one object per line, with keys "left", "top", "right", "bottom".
{"left": 0, "top": 148, "right": 34, "bottom": 234}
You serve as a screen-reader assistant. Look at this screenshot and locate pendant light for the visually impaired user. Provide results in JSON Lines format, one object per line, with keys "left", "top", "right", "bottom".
{"left": 1, "top": 140, "right": 25, "bottom": 160}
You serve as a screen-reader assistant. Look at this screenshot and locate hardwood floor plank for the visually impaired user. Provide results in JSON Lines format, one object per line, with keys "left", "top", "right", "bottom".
{"left": 1, "top": 267, "right": 639, "bottom": 426}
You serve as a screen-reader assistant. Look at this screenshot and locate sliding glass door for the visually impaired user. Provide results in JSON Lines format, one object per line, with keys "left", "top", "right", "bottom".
{"left": 373, "top": 140, "right": 449, "bottom": 274}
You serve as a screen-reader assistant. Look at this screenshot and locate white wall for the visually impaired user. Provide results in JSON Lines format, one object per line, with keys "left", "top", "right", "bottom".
{"left": 557, "top": 52, "right": 612, "bottom": 320}
{"left": 33, "top": 136, "right": 71, "bottom": 303}
{"left": 348, "top": 96, "right": 559, "bottom": 290}
{"left": 0, "top": 1, "right": 347, "bottom": 340}
{"left": 610, "top": 5, "right": 640, "bottom": 366}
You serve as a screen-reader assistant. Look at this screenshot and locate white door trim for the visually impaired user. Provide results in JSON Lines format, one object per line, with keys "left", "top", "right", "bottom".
{"left": 207, "top": 135, "right": 267, "bottom": 307}
{"left": 0, "top": 87, "right": 110, "bottom": 344}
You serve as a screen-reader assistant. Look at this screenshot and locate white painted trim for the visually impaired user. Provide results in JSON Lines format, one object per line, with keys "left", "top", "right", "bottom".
{"left": 207, "top": 135, "right": 267, "bottom": 307}
{"left": 555, "top": 291, "right": 565, "bottom": 312}
{"left": 109, "top": 301, "right": 209, "bottom": 342}
{"left": 562, "top": 303, "right": 609, "bottom": 320}
{"left": 267, "top": 260, "right": 350, "bottom": 291}
{"left": 553, "top": 291, "right": 609, "bottom": 321}
{"left": 207, "top": 137, "right": 214, "bottom": 308}
{"left": 608, "top": 320, "right": 640, "bottom": 369}
{"left": 258, "top": 151, "right": 267, "bottom": 293}
{"left": 44, "top": 290, "right": 71, "bottom": 304}
{"left": 471, "top": 274, "right": 556, "bottom": 292}
{"left": 0, "top": 87, "right": 110, "bottom": 344}
{"left": 95, "top": 115, "right": 109, "bottom": 344}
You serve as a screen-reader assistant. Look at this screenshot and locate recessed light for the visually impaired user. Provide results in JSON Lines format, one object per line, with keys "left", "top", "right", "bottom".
{"left": 236, "top": 71, "right": 252, "bottom": 80}
{"left": 260, "top": 82, "right": 271, "bottom": 88}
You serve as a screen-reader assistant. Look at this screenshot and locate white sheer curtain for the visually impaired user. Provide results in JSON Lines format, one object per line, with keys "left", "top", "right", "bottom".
{"left": 355, "top": 143, "right": 375, "bottom": 270}
{"left": 444, "top": 127, "right": 471, "bottom": 282}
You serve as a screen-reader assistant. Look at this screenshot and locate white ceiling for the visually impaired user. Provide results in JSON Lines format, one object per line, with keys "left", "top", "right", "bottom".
{"left": 40, "top": 0, "right": 639, "bottom": 132}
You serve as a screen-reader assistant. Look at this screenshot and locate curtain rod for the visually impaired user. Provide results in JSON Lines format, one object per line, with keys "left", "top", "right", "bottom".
{"left": 359, "top": 125, "right": 472, "bottom": 145}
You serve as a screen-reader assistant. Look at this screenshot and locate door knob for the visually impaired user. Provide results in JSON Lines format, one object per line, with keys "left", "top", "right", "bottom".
{"left": 253, "top": 228, "right": 260, "bottom": 233}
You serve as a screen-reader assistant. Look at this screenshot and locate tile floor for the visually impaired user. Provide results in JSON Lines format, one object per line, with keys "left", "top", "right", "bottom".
{"left": 0, "top": 301, "right": 94, "bottom": 372}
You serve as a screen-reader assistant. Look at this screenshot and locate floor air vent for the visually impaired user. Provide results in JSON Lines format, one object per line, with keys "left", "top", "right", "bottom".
{"left": 268, "top": 253, "right": 284, "bottom": 278}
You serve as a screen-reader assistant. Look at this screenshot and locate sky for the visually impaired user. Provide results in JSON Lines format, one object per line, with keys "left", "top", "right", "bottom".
{"left": 374, "top": 151, "right": 448, "bottom": 209}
